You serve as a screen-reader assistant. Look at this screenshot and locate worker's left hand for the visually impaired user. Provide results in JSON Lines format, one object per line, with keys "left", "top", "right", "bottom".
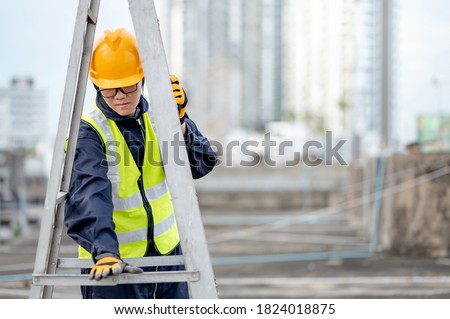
{"left": 89, "top": 256, "right": 143, "bottom": 281}
{"left": 170, "top": 75, "right": 188, "bottom": 124}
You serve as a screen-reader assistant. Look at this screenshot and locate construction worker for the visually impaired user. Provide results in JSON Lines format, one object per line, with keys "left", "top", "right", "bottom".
{"left": 64, "top": 28, "right": 217, "bottom": 299}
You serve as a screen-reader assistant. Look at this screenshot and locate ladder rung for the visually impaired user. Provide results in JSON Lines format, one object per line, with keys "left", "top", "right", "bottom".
{"left": 87, "top": 8, "right": 97, "bottom": 24}
{"left": 32, "top": 270, "right": 199, "bottom": 286}
{"left": 56, "top": 192, "right": 68, "bottom": 205}
{"left": 57, "top": 256, "right": 186, "bottom": 269}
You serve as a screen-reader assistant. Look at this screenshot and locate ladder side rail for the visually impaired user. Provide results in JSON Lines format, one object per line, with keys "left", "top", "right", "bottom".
{"left": 61, "top": 0, "right": 100, "bottom": 197}
{"left": 29, "top": 0, "right": 100, "bottom": 299}
{"left": 129, "top": 0, "right": 218, "bottom": 299}
{"left": 41, "top": 203, "right": 65, "bottom": 298}
{"left": 42, "top": 0, "right": 101, "bottom": 299}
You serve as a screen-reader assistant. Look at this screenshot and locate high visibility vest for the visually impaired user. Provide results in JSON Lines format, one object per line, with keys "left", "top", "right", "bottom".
{"left": 78, "top": 102, "right": 180, "bottom": 258}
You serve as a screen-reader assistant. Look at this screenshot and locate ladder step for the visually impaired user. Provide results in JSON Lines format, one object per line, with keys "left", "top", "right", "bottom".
{"left": 57, "top": 255, "right": 186, "bottom": 269}
{"left": 87, "top": 8, "right": 98, "bottom": 24}
{"left": 56, "top": 192, "right": 68, "bottom": 205}
{"left": 32, "top": 270, "right": 199, "bottom": 286}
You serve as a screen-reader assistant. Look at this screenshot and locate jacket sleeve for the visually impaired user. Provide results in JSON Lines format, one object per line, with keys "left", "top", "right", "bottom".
{"left": 184, "top": 118, "right": 218, "bottom": 179}
{"left": 64, "top": 122, "right": 120, "bottom": 260}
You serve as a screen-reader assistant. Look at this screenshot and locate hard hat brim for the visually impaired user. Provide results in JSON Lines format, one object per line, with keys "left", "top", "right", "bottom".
{"left": 90, "top": 73, "right": 144, "bottom": 89}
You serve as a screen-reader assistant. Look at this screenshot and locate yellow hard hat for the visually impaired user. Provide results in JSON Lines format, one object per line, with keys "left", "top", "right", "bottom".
{"left": 89, "top": 28, "right": 144, "bottom": 89}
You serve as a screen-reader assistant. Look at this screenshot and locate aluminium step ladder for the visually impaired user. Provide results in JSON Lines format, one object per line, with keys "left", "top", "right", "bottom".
{"left": 29, "top": 0, "right": 218, "bottom": 299}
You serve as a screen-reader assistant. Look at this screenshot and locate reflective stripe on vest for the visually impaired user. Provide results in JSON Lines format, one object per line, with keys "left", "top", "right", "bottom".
{"left": 78, "top": 102, "right": 180, "bottom": 258}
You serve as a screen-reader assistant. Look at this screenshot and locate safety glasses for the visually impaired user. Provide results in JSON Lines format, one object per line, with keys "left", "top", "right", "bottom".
{"left": 97, "top": 83, "right": 139, "bottom": 98}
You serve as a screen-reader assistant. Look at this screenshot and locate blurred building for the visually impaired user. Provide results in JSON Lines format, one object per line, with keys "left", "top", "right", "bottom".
{"left": 352, "top": 0, "right": 396, "bottom": 158}
{"left": 282, "top": 0, "right": 354, "bottom": 137}
{"left": 283, "top": 0, "right": 396, "bottom": 160}
{"left": 157, "top": 0, "right": 396, "bottom": 160}
{"left": 417, "top": 115, "right": 450, "bottom": 153}
{"left": 0, "top": 77, "right": 49, "bottom": 210}
{"left": 158, "top": 0, "right": 283, "bottom": 141}
{"left": 0, "top": 77, "right": 48, "bottom": 150}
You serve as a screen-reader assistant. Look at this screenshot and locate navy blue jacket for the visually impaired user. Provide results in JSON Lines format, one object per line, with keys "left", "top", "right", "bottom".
{"left": 64, "top": 95, "right": 217, "bottom": 261}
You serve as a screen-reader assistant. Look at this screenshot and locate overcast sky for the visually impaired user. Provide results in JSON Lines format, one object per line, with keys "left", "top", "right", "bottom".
{"left": 0, "top": 0, "right": 449, "bottom": 147}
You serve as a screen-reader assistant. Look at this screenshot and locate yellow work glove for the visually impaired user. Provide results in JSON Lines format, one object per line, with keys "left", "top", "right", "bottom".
{"left": 170, "top": 74, "right": 188, "bottom": 124}
{"left": 89, "top": 256, "right": 143, "bottom": 281}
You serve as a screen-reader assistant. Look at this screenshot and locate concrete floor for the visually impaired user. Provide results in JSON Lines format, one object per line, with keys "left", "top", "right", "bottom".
{"left": 1, "top": 214, "right": 450, "bottom": 299}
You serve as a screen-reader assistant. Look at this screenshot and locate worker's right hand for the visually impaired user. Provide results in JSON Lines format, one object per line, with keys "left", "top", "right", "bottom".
{"left": 89, "top": 256, "right": 143, "bottom": 281}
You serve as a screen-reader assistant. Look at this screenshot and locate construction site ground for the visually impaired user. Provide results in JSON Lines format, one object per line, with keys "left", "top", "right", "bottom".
{"left": 1, "top": 212, "right": 450, "bottom": 299}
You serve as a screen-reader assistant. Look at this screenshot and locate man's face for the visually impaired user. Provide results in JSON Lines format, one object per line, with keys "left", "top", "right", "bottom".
{"left": 98, "top": 81, "right": 142, "bottom": 116}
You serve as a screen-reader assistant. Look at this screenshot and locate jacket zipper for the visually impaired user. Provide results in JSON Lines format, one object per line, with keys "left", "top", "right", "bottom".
{"left": 136, "top": 117, "right": 154, "bottom": 255}
{"left": 138, "top": 173, "right": 154, "bottom": 255}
